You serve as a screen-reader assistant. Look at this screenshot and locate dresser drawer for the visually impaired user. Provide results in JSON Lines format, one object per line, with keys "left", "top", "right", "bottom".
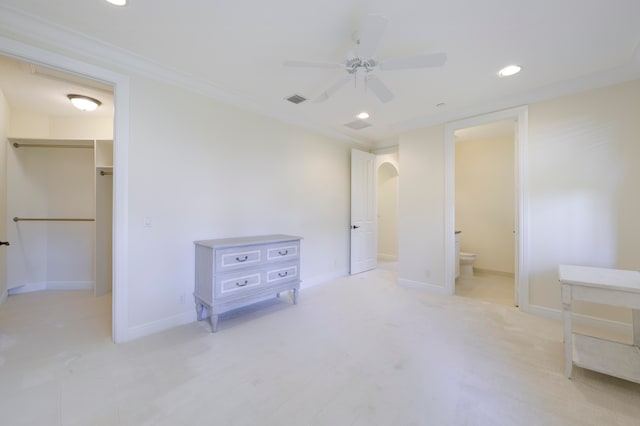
{"left": 266, "top": 241, "right": 299, "bottom": 262}
{"left": 266, "top": 262, "right": 298, "bottom": 284}
{"left": 216, "top": 245, "right": 263, "bottom": 271}
{"left": 215, "top": 269, "right": 262, "bottom": 297}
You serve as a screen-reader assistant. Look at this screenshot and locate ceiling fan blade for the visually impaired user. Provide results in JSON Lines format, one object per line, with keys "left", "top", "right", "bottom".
{"left": 284, "top": 60, "right": 343, "bottom": 69}
{"left": 315, "top": 76, "right": 352, "bottom": 102}
{"left": 366, "top": 75, "right": 394, "bottom": 103}
{"left": 357, "top": 14, "right": 388, "bottom": 59}
{"left": 379, "top": 52, "right": 447, "bottom": 70}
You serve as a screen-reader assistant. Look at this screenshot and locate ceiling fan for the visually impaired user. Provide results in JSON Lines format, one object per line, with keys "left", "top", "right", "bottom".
{"left": 284, "top": 14, "right": 447, "bottom": 103}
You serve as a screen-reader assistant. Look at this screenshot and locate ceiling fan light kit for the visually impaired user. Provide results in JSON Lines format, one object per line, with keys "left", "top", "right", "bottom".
{"left": 284, "top": 14, "right": 447, "bottom": 104}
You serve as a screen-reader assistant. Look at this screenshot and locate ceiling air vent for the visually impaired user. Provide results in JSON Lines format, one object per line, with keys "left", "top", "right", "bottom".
{"left": 344, "top": 120, "right": 372, "bottom": 130}
{"left": 285, "top": 94, "right": 307, "bottom": 104}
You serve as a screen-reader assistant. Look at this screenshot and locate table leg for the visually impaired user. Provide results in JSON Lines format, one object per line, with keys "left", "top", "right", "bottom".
{"left": 561, "top": 284, "right": 573, "bottom": 378}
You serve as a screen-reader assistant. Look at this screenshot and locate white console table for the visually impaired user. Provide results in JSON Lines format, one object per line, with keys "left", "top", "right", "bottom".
{"left": 558, "top": 264, "right": 640, "bottom": 383}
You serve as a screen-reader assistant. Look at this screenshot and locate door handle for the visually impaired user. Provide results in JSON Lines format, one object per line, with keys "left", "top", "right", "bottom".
{"left": 0, "top": 241, "right": 9, "bottom": 246}
{"left": 351, "top": 225, "right": 360, "bottom": 229}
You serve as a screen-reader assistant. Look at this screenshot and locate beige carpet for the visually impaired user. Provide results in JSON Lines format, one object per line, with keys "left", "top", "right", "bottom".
{"left": 1, "top": 268, "right": 639, "bottom": 425}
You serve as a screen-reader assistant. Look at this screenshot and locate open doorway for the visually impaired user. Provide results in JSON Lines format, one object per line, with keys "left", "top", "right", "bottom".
{"left": 376, "top": 154, "right": 399, "bottom": 273}
{"left": 453, "top": 120, "right": 515, "bottom": 306}
{"left": 444, "top": 106, "right": 529, "bottom": 309}
{"left": 1, "top": 35, "right": 130, "bottom": 342}
{"left": 0, "top": 55, "right": 114, "bottom": 337}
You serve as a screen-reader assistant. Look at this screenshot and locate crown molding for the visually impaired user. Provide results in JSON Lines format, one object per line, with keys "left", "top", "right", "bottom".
{"left": 0, "top": 5, "right": 369, "bottom": 147}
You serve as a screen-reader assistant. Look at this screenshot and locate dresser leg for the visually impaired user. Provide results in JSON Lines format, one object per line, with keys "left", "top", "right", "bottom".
{"left": 196, "top": 302, "right": 205, "bottom": 321}
{"left": 292, "top": 288, "right": 298, "bottom": 305}
{"left": 209, "top": 313, "right": 219, "bottom": 333}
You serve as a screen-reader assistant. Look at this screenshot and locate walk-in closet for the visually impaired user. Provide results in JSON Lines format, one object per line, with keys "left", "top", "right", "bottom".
{"left": 6, "top": 139, "right": 113, "bottom": 296}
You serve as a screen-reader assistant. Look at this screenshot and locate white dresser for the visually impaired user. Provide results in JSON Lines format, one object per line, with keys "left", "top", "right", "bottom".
{"left": 194, "top": 234, "right": 302, "bottom": 332}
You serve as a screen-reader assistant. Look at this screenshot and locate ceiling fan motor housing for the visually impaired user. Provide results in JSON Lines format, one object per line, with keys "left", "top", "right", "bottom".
{"left": 346, "top": 57, "right": 377, "bottom": 74}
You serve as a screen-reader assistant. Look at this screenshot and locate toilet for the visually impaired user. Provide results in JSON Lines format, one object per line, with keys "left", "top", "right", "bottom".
{"left": 459, "top": 252, "right": 477, "bottom": 276}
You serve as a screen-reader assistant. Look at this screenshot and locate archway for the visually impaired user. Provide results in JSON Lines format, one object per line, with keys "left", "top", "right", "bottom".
{"left": 377, "top": 161, "right": 399, "bottom": 267}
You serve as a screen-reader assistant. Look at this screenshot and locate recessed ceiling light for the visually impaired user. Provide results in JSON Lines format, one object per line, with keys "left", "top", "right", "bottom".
{"left": 106, "top": 0, "right": 127, "bottom": 6}
{"left": 357, "top": 112, "right": 369, "bottom": 120}
{"left": 498, "top": 65, "right": 522, "bottom": 77}
{"left": 67, "top": 94, "right": 102, "bottom": 111}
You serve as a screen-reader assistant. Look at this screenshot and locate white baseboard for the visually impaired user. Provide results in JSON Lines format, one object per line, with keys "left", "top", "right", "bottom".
{"left": 377, "top": 253, "right": 398, "bottom": 262}
{"left": 474, "top": 268, "right": 515, "bottom": 278}
{"left": 8, "top": 282, "right": 47, "bottom": 295}
{"left": 8, "top": 281, "right": 94, "bottom": 295}
{"left": 125, "top": 310, "right": 197, "bottom": 342}
{"left": 47, "top": 281, "right": 94, "bottom": 291}
{"left": 524, "top": 303, "right": 632, "bottom": 337}
{"left": 398, "top": 278, "right": 450, "bottom": 294}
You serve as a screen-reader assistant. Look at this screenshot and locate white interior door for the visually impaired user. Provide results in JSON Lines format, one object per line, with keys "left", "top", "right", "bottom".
{"left": 350, "top": 149, "right": 377, "bottom": 274}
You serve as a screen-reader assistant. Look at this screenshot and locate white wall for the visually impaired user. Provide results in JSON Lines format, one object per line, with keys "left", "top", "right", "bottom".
{"left": 125, "top": 76, "right": 356, "bottom": 328}
{"left": 398, "top": 125, "right": 446, "bottom": 291}
{"left": 527, "top": 79, "right": 640, "bottom": 321}
{"left": 455, "top": 135, "right": 514, "bottom": 274}
{"left": 0, "top": 90, "right": 8, "bottom": 303}
{"left": 10, "top": 109, "right": 113, "bottom": 139}
{"left": 400, "top": 79, "right": 640, "bottom": 323}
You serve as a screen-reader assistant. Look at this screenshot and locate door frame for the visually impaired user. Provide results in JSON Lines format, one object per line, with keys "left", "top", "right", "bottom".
{"left": 444, "top": 106, "right": 529, "bottom": 309}
{"left": 0, "top": 36, "right": 130, "bottom": 343}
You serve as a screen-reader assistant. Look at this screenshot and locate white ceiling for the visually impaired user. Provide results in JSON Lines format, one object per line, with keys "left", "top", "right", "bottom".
{"left": 1, "top": 0, "right": 639, "bottom": 147}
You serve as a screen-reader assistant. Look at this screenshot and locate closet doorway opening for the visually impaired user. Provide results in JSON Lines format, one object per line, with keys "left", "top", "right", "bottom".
{"left": 0, "top": 54, "right": 115, "bottom": 339}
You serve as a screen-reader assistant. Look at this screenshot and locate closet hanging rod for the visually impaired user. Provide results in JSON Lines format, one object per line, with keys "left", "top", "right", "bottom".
{"left": 13, "top": 143, "right": 94, "bottom": 149}
{"left": 13, "top": 217, "right": 95, "bottom": 222}
{"left": 100, "top": 170, "right": 113, "bottom": 176}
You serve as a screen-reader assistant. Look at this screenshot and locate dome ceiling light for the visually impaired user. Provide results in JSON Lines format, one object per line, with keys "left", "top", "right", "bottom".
{"left": 67, "top": 94, "right": 102, "bottom": 111}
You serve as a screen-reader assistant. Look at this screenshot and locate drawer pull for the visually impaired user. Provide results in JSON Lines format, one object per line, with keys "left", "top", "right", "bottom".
{"left": 235, "top": 255, "right": 249, "bottom": 263}
{"left": 278, "top": 271, "right": 289, "bottom": 278}
{"left": 278, "top": 250, "right": 288, "bottom": 256}
{"left": 236, "top": 280, "right": 249, "bottom": 287}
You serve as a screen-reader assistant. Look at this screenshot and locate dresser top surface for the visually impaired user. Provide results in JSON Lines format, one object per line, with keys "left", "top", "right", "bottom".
{"left": 194, "top": 234, "right": 302, "bottom": 249}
